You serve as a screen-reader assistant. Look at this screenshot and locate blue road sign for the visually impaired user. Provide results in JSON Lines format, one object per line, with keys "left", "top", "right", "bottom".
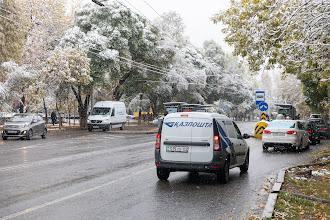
{"left": 258, "top": 101, "right": 268, "bottom": 111}
{"left": 255, "top": 90, "right": 265, "bottom": 106}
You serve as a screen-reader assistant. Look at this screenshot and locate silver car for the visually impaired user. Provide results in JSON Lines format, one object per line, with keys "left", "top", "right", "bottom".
{"left": 262, "top": 120, "right": 310, "bottom": 151}
{"left": 2, "top": 113, "right": 47, "bottom": 140}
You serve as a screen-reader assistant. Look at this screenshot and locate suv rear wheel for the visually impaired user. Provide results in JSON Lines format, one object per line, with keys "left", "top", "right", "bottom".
{"left": 217, "top": 159, "right": 229, "bottom": 184}
{"left": 157, "top": 168, "right": 170, "bottom": 181}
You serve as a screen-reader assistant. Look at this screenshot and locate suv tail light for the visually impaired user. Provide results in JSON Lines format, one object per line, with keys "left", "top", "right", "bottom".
{"left": 263, "top": 130, "right": 271, "bottom": 134}
{"left": 155, "top": 133, "right": 161, "bottom": 149}
{"left": 287, "top": 130, "right": 297, "bottom": 135}
{"left": 213, "top": 135, "right": 221, "bottom": 151}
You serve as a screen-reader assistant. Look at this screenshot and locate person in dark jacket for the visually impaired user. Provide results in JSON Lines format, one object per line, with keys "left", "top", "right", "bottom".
{"left": 51, "top": 111, "right": 57, "bottom": 126}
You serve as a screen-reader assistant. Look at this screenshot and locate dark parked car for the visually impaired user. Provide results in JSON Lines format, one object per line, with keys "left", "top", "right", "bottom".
{"left": 309, "top": 119, "right": 329, "bottom": 139}
{"left": 2, "top": 113, "right": 47, "bottom": 140}
{"left": 306, "top": 121, "right": 321, "bottom": 145}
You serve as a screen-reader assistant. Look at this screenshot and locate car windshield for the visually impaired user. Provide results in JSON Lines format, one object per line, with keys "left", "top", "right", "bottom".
{"left": 268, "top": 120, "right": 295, "bottom": 129}
{"left": 91, "top": 107, "right": 111, "bottom": 115}
{"left": 278, "top": 109, "right": 290, "bottom": 115}
{"left": 10, "top": 115, "right": 34, "bottom": 122}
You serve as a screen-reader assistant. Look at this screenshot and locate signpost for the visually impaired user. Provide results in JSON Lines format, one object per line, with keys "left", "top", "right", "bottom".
{"left": 255, "top": 90, "right": 265, "bottom": 106}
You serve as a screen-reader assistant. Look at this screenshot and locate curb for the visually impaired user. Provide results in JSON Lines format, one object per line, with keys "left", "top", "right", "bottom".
{"left": 111, "top": 130, "right": 157, "bottom": 135}
{"left": 262, "top": 168, "right": 286, "bottom": 219}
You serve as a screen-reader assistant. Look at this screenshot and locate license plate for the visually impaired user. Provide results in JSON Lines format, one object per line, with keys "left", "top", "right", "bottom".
{"left": 7, "top": 130, "right": 17, "bottom": 134}
{"left": 166, "top": 146, "right": 189, "bottom": 153}
{"left": 273, "top": 133, "right": 285, "bottom": 136}
{"left": 93, "top": 126, "right": 99, "bottom": 129}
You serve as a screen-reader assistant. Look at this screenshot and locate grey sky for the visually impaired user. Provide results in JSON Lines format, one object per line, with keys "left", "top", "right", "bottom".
{"left": 128, "top": 0, "right": 232, "bottom": 51}
{"left": 78, "top": 0, "right": 232, "bottom": 52}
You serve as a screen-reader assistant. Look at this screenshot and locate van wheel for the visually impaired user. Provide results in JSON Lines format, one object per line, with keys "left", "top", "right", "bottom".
{"left": 217, "top": 160, "right": 229, "bottom": 184}
{"left": 240, "top": 151, "right": 249, "bottom": 173}
{"left": 157, "top": 168, "right": 170, "bottom": 181}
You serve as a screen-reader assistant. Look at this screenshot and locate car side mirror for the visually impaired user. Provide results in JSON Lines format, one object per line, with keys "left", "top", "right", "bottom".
{"left": 243, "top": 133, "right": 250, "bottom": 139}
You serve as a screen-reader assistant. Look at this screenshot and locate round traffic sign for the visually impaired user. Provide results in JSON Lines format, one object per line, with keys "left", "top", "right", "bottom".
{"left": 258, "top": 102, "right": 268, "bottom": 111}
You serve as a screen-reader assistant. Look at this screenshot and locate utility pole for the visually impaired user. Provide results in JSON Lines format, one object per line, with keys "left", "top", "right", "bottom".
{"left": 138, "top": 93, "right": 142, "bottom": 125}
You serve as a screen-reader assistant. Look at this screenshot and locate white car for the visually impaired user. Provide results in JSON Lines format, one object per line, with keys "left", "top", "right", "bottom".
{"left": 262, "top": 120, "right": 310, "bottom": 152}
{"left": 155, "top": 112, "right": 250, "bottom": 183}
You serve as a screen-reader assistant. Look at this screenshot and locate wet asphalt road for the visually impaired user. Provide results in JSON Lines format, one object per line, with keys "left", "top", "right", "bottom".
{"left": 0, "top": 122, "right": 323, "bottom": 220}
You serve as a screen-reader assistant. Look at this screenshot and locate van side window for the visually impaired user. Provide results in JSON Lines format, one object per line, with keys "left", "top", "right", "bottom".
{"left": 111, "top": 108, "right": 115, "bottom": 116}
{"left": 232, "top": 122, "right": 242, "bottom": 138}
{"left": 224, "top": 121, "right": 239, "bottom": 139}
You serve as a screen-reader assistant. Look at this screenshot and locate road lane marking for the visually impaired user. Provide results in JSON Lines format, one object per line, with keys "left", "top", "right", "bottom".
{"left": 0, "top": 141, "right": 154, "bottom": 172}
{"left": 0, "top": 135, "right": 132, "bottom": 153}
{"left": 0, "top": 166, "right": 154, "bottom": 220}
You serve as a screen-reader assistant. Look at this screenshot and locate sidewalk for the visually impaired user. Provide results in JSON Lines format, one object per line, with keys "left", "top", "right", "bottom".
{"left": 272, "top": 143, "right": 330, "bottom": 219}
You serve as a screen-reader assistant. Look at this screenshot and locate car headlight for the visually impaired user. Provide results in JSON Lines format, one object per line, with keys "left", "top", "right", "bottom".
{"left": 87, "top": 119, "right": 91, "bottom": 123}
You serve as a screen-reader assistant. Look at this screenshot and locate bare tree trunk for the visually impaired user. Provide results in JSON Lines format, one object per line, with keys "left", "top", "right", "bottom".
{"left": 113, "top": 72, "right": 132, "bottom": 100}
{"left": 71, "top": 86, "right": 91, "bottom": 129}
{"left": 138, "top": 93, "right": 142, "bottom": 125}
{"left": 43, "top": 98, "right": 48, "bottom": 124}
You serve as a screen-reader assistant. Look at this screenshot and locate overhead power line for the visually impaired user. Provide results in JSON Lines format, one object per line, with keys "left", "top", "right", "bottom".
{"left": 91, "top": 0, "right": 105, "bottom": 6}
{"left": 141, "top": 0, "right": 162, "bottom": 17}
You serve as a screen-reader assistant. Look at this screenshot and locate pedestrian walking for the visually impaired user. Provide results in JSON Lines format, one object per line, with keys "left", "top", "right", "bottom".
{"left": 51, "top": 111, "right": 57, "bottom": 126}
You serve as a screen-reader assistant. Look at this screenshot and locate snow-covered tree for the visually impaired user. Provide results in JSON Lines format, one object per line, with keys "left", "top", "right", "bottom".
{"left": 43, "top": 48, "right": 91, "bottom": 128}
{"left": 21, "top": 0, "right": 72, "bottom": 70}
{"left": 214, "top": 0, "right": 329, "bottom": 113}
{"left": 0, "top": 0, "right": 29, "bottom": 63}
{"left": 58, "top": 1, "right": 174, "bottom": 102}
{"left": 0, "top": 61, "right": 40, "bottom": 112}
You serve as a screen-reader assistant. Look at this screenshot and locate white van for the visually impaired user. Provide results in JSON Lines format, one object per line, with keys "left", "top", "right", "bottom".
{"left": 155, "top": 112, "right": 250, "bottom": 183}
{"left": 87, "top": 101, "right": 127, "bottom": 132}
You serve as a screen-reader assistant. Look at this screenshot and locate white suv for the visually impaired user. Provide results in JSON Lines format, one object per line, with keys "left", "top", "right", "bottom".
{"left": 154, "top": 112, "right": 250, "bottom": 183}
